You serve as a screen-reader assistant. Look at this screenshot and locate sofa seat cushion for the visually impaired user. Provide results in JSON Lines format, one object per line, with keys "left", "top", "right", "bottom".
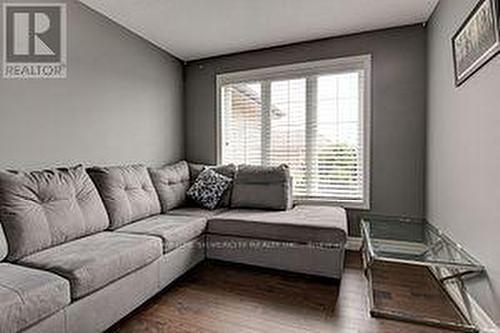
{"left": 207, "top": 205, "right": 347, "bottom": 245}
{"left": 19, "top": 232, "right": 162, "bottom": 299}
{"left": 167, "top": 207, "right": 228, "bottom": 219}
{"left": 88, "top": 165, "right": 161, "bottom": 230}
{"left": 0, "top": 263, "right": 70, "bottom": 333}
{"left": 0, "top": 166, "right": 109, "bottom": 261}
{"left": 116, "top": 215, "right": 207, "bottom": 253}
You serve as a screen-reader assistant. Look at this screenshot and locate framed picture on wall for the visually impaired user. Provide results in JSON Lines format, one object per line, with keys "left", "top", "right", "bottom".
{"left": 452, "top": 0, "right": 500, "bottom": 86}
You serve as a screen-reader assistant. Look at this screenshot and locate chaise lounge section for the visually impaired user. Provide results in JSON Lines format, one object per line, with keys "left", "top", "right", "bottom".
{"left": 0, "top": 162, "right": 347, "bottom": 333}
{"left": 206, "top": 205, "right": 347, "bottom": 278}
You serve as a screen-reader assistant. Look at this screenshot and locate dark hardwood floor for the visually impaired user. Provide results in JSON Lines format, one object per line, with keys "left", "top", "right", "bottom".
{"left": 370, "top": 261, "right": 468, "bottom": 329}
{"left": 109, "top": 251, "right": 459, "bottom": 333}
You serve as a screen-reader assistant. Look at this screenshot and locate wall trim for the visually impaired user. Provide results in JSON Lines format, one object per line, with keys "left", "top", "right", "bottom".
{"left": 346, "top": 237, "right": 362, "bottom": 251}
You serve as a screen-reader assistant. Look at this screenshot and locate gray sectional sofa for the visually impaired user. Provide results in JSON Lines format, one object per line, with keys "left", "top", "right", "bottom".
{"left": 0, "top": 162, "right": 347, "bottom": 333}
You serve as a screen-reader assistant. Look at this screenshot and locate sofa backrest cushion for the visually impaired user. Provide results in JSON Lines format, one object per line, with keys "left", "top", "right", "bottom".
{"left": 231, "top": 164, "right": 293, "bottom": 211}
{"left": 88, "top": 165, "right": 161, "bottom": 229}
{"left": 188, "top": 163, "right": 236, "bottom": 207}
{"left": 0, "top": 166, "right": 109, "bottom": 261}
{"left": 149, "top": 161, "right": 190, "bottom": 212}
{"left": 0, "top": 224, "right": 7, "bottom": 261}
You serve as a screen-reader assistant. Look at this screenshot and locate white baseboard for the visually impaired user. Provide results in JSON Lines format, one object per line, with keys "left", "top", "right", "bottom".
{"left": 346, "top": 237, "right": 362, "bottom": 251}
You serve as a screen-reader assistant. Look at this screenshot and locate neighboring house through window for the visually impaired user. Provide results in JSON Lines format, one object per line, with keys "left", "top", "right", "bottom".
{"left": 217, "top": 55, "right": 371, "bottom": 209}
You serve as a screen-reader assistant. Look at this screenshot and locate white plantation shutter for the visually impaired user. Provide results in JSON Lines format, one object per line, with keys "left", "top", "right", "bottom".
{"left": 221, "top": 82, "right": 263, "bottom": 165}
{"left": 218, "top": 56, "right": 371, "bottom": 208}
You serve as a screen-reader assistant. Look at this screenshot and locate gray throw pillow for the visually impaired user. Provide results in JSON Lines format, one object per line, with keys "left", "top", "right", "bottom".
{"left": 187, "top": 169, "right": 232, "bottom": 210}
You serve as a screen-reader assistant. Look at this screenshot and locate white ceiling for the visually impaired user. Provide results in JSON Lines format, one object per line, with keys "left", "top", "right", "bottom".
{"left": 80, "top": 0, "right": 439, "bottom": 61}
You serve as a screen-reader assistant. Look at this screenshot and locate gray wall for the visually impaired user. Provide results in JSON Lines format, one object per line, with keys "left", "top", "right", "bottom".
{"left": 427, "top": 0, "right": 500, "bottom": 323}
{"left": 0, "top": 0, "right": 184, "bottom": 170}
{"left": 184, "top": 25, "right": 427, "bottom": 234}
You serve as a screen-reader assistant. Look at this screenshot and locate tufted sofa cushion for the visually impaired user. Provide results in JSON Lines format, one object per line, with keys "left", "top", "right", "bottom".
{"left": 149, "top": 161, "right": 190, "bottom": 212}
{"left": 0, "top": 166, "right": 109, "bottom": 261}
{"left": 88, "top": 165, "right": 161, "bottom": 229}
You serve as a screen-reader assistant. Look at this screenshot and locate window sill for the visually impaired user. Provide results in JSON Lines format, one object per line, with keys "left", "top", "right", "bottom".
{"left": 293, "top": 198, "right": 370, "bottom": 210}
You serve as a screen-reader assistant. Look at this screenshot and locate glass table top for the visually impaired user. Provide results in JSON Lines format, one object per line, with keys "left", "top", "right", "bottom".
{"left": 361, "top": 216, "right": 483, "bottom": 270}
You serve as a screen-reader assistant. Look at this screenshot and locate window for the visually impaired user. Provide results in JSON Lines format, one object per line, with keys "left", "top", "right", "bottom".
{"left": 217, "top": 55, "right": 371, "bottom": 209}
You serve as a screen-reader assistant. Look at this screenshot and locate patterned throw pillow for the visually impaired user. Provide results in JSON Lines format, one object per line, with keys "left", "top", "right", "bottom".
{"left": 187, "top": 169, "right": 232, "bottom": 210}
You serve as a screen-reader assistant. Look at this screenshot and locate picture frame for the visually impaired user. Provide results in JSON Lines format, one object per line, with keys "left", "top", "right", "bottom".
{"left": 452, "top": 0, "right": 500, "bottom": 86}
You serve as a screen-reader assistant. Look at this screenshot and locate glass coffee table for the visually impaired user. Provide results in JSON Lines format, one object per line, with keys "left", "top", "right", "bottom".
{"left": 361, "top": 216, "right": 484, "bottom": 332}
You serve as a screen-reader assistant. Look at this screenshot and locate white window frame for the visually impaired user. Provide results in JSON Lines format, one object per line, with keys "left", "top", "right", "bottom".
{"left": 216, "top": 55, "right": 372, "bottom": 210}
